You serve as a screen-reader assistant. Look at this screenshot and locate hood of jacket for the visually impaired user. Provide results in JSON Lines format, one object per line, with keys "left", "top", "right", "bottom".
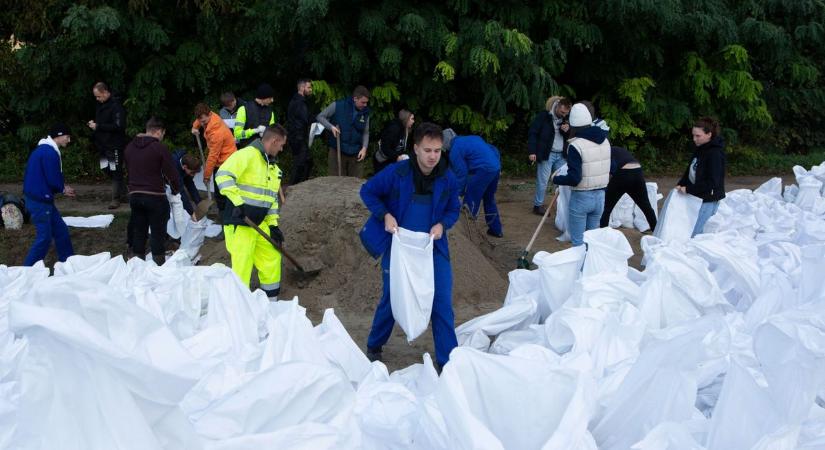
{"left": 131, "top": 134, "right": 160, "bottom": 149}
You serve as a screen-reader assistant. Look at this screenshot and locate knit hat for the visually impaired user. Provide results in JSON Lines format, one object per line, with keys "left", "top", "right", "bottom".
{"left": 256, "top": 83, "right": 274, "bottom": 99}
{"left": 442, "top": 128, "right": 457, "bottom": 150}
{"left": 568, "top": 103, "right": 593, "bottom": 127}
{"left": 49, "top": 123, "right": 71, "bottom": 138}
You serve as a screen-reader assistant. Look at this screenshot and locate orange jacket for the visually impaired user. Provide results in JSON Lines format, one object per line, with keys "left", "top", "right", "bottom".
{"left": 193, "top": 112, "right": 237, "bottom": 180}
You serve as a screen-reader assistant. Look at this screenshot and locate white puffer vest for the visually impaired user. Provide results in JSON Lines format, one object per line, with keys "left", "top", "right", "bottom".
{"left": 569, "top": 137, "right": 610, "bottom": 191}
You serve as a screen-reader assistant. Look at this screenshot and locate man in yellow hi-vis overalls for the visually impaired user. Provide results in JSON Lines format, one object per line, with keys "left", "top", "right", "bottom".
{"left": 215, "top": 124, "right": 286, "bottom": 300}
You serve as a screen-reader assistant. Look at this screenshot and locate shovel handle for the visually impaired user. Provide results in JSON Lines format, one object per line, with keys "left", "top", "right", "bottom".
{"left": 195, "top": 134, "right": 213, "bottom": 200}
{"left": 524, "top": 169, "right": 563, "bottom": 254}
{"left": 242, "top": 216, "right": 305, "bottom": 272}
{"left": 336, "top": 134, "right": 342, "bottom": 176}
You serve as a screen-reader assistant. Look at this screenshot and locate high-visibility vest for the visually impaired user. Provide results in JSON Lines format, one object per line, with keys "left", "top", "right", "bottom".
{"left": 233, "top": 101, "right": 276, "bottom": 147}
{"left": 215, "top": 139, "right": 282, "bottom": 226}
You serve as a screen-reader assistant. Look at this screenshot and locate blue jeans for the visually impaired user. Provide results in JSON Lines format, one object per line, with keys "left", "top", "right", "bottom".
{"left": 464, "top": 170, "right": 502, "bottom": 235}
{"left": 24, "top": 196, "right": 74, "bottom": 266}
{"left": 568, "top": 189, "right": 605, "bottom": 246}
{"left": 534, "top": 152, "right": 566, "bottom": 207}
{"left": 692, "top": 201, "right": 719, "bottom": 237}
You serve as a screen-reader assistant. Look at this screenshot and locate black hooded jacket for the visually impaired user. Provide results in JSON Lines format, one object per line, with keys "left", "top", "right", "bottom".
{"left": 678, "top": 136, "right": 726, "bottom": 202}
{"left": 93, "top": 96, "right": 128, "bottom": 158}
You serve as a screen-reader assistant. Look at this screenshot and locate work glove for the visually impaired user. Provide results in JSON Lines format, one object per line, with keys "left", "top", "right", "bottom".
{"left": 255, "top": 125, "right": 266, "bottom": 136}
{"left": 269, "top": 225, "right": 284, "bottom": 245}
{"left": 242, "top": 203, "right": 268, "bottom": 225}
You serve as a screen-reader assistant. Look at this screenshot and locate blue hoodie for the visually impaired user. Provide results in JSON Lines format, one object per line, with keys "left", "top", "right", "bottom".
{"left": 448, "top": 135, "right": 501, "bottom": 193}
{"left": 23, "top": 137, "right": 65, "bottom": 203}
{"left": 553, "top": 126, "right": 609, "bottom": 187}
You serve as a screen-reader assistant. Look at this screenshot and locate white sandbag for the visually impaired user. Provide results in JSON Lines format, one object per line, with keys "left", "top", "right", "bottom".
{"left": 533, "top": 246, "right": 586, "bottom": 317}
{"left": 799, "top": 244, "right": 825, "bottom": 304}
{"left": 355, "top": 379, "right": 419, "bottom": 449}
{"left": 755, "top": 177, "right": 783, "bottom": 200}
{"left": 436, "top": 347, "right": 597, "bottom": 450}
{"left": 630, "top": 421, "right": 707, "bottom": 450}
{"left": 390, "top": 228, "right": 435, "bottom": 342}
{"left": 688, "top": 232, "right": 760, "bottom": 309}
{"left": 633, "top": 182, "right": 661, "bottom": 232}
{"left": 167, "top": 192, "right": 189, "bottom": 240}
{"left": 654, "top": 189, "right": 703, "bottom": 242}
{"left": 784, "top": 184, "right": 799, "bottom": 203}
{"left": 315, "top": 309, "right": 372, "bottom": 384}
{"left": 609, "top": 194, "right": 636, "bottom": 228}
{"left": 554, "top": 164, "right": 572, "bottom": 241}
{"left": 582, "top": 227, "right": 633, "bottom": 277}
{"left": 179, "top": 217, "right": 209, "bottom": 261}
{"left": 488, "top": 325, "right": 547, "bottom": 355}
{"left": 502, "top": 269, "right": 541, "bottom": 308}
{"left": 204, "top": 422, "right": 348, "bottom": 450}
{"left": 794, "top": 166, "right": 824, "bottom": 212}
{"left": 592, "top": 316, "right": 729, "bottom": 450}
{"left": 62, "top": 214, "right": 115, "bottom": 228}
{"left": 455, "top": 297, "right": 538, "bottom": 347}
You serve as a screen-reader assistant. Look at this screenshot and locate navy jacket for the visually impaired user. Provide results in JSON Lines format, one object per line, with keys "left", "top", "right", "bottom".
{"left": 678, "top": 136, "right": 726, "bottom": 203}
{"left": 172, "top": 149, "right": 202, "bottom": 214}
{"left": 326, "top": 97, "right": 370, "bottom": 156}
{"left": 448, "top": 135, "right": 501, "bottom": 193}
{"left": 23, "top": 138, "right": 64, "bottom": 203}
{"left": 527, "top": 111, "right": 568, "bottom": 161}
{"left": 360, "top": 159, "right": 461, "bottom": 259}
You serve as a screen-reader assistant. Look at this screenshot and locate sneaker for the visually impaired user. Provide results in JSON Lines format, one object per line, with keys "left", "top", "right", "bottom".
{"left": 486, "top": 229, "right": 503, "bottom": 238}
{"left": 366, "top": 347, "right": 383, "bottom": 362}
{"left": 532, "top": 205, "right": 546, "bottom": 215}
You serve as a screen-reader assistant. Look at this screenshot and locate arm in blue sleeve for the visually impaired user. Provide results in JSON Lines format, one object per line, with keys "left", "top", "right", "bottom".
{"left": 552, "top": 146, "right": 582, "bottom": 186}
{"left": 44, "top": 152, "right": 65, "bottom": 194}
{"left": 360, "top": 166, "right": 394, "bottom": 220}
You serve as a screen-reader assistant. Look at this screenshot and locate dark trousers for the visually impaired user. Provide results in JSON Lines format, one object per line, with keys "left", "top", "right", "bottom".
{"left": 212, "top": 168, "right": 227, "bottom": 212}
{"left": 328, "top": 149, "right": 361, "bottom": 177}
{"left": 129, "top": 193, "right": 170, "bottom": 262}
{"left": 289, "top": 141, "right": 313, "bottom": 185}
{"left": 23, "top": 196, "right": 74, "bottom": 266}
{"left": 103, "top": 149, "right": 127, "bottom": 199}
{"left": 600, "top": 167, "right": 658, "bottom": 230}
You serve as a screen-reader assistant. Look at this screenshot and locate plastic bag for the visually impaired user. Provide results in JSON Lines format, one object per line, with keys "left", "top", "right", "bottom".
{"left": 654, "top": 189, "right": 703, "bottom": 242}
{"left": 533, "top": 246, "right": 586, "bottom": 316}
{"left": 554, "top": 164, "right": 572, "bottom": 241}
{"left": 390, "top": 228, "right": 435, "bottom": 342}
{"left": 582, "top": 227, "right": 634, "bottom": 277}
{"left": 608, "top": 194, "right": 636, "bottom": 229}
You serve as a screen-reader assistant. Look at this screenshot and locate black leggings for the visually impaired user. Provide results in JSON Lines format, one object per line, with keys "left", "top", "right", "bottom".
{"left": 129, "top": 193, "right": 170, "bottom": 260}
{"left": 600, "top": 167, "right": 657, "bottom": 230}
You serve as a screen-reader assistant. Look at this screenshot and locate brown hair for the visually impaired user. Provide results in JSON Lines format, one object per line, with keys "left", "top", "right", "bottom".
{"left": 352, "top": 85, "right": 370, "bottom": 99}
{"left": 181, "top": 153, "right": 202, "bottom": 171}
{"left": 693, "top": 116, "right": 720, "bottom": 137}
{"left": 414, "top": 122, "right": 443, "bottom": 145}
{"left": 263, "top": 124, "right": 287, "bottom": 140}
{"left": 93, "top": 81, "right": 110, "bottom": 93}
{"left": 219, "top": 92, "right": 236, "bottom": 107}
{"left": 193, "top": 102, "right": 211, "bottom": 118}
{"left": 145, "top": 117, "right": 165, "bottom": 133}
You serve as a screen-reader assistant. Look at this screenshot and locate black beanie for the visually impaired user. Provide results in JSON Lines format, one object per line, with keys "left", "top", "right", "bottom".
{"left": 49, "top": 123, "right": 71, "bottom": 138}
{"left": 256, "top": 83, "right": 274, "bottom": 99}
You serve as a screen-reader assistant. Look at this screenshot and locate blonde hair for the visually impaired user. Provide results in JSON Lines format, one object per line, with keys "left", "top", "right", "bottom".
{"left": 545, "top": 96, "right": 572, "bottom": 113}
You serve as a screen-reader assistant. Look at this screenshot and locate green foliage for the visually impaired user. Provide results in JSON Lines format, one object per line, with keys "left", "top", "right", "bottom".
{"left": 2, "top": 0, "right": 825, "bottom": 184}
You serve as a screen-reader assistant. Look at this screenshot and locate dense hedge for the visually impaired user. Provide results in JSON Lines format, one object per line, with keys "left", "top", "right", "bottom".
{"left": 2, "top": 0, "right": 824, "bottom": 182}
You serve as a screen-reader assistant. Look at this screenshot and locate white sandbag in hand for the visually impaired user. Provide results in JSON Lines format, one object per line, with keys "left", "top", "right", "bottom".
{"left": 653, "top": 189, "right": 703, "bottom": 242}
{"left": 166, "top": 191, "right": 189, "bottom": 239}
{"left": 390, "top": 227, "right": 435, "bottom": 342}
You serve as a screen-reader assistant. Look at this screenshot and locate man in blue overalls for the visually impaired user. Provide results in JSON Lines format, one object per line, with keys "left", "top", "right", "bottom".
{"left": 442, "top": 128, "right": 504, "bottom": 237}
{"left": 359, "top": 122, "right": 461, "bottom": 371}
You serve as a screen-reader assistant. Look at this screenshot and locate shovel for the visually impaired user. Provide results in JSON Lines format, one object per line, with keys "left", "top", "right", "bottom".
{"left": 193, "top": 133, "right": 213, "bottom": 220}
{"left": 516, "top": 169, "right": 562, "bottom": 269}
{"left": 336, "top": 132, "right": 342, "bottom": 176}
{"left": 243, "top": 216, "right": 323, "bottom": 276}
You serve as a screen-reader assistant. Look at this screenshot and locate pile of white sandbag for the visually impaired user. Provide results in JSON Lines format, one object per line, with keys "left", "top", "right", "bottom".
{"left": 3, "top": 163, "right": 825, "bottom": 449}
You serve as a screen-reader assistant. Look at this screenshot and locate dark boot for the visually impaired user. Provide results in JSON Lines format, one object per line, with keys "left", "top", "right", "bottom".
{"left": 366, "top": 346, "right": 383, "bottom": 362}
{"left": 152, "top": 253, "right": 165, "bottom": 266}
{"left": 532, "top": 205, "right": 546, "bottom": 215}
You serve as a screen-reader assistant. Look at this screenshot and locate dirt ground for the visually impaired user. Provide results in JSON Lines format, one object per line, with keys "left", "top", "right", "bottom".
{"left": 0, "top": 173, "right": 789, "bottom": 370}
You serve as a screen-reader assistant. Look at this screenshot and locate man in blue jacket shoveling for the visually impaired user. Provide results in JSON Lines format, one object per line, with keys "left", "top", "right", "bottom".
{"left": 22, "top": 124, "right": 76, "bottom": 265}
{"left": 359, "top": 122, "right": 461, "bottom": 371}
{"left": 442, "top": 128, "right": 504, "bottom": 238}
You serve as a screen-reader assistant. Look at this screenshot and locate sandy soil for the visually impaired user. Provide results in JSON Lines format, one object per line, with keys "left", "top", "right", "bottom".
{"left": 0, "top": 173, "right": 788, "bottom": 369}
